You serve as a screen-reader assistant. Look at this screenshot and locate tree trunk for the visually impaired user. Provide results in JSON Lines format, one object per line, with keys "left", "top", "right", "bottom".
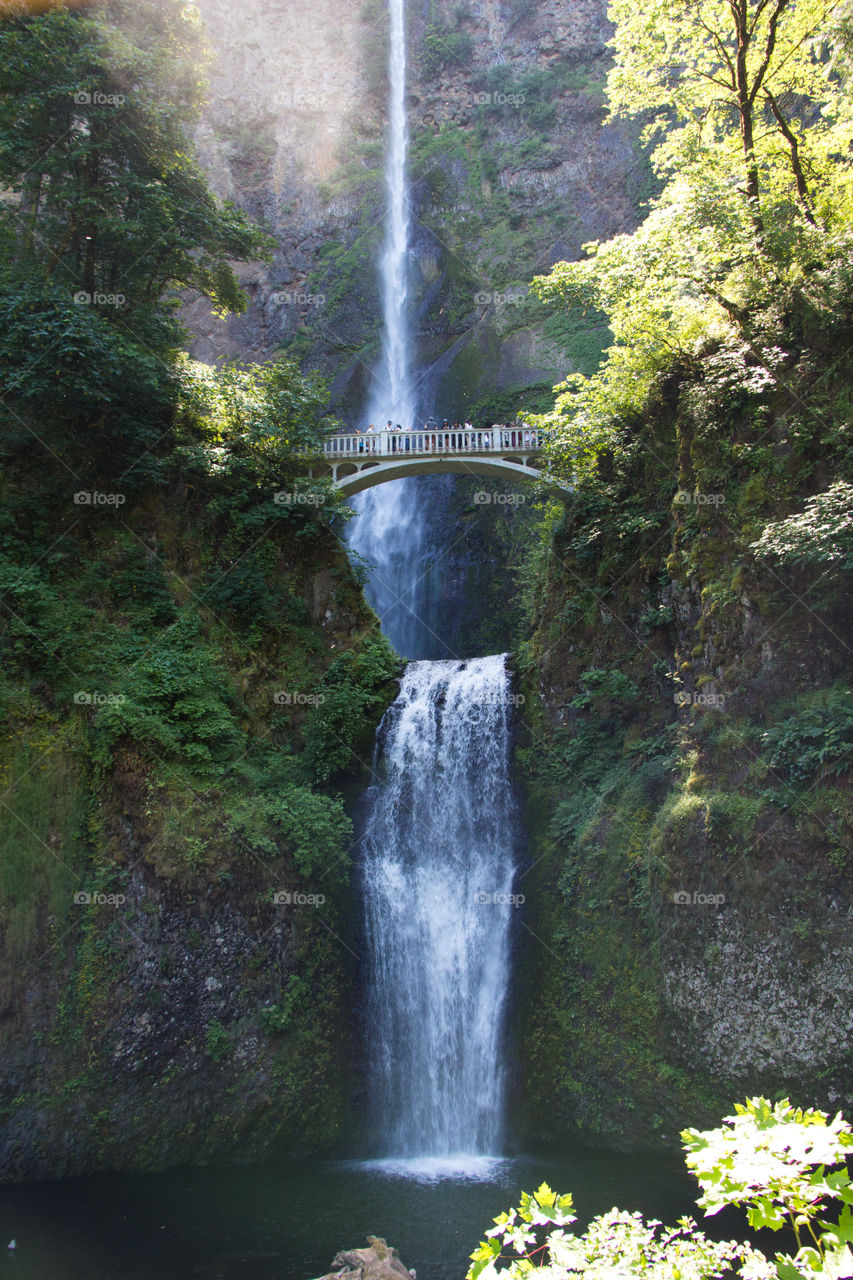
{"left": 733, "top": 1, "right": 765, "bottom": 242}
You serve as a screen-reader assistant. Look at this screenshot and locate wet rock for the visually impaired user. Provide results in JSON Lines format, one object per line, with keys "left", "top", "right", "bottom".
{"left": 314, "top": 1237, "right": 416, "bottom": 1280}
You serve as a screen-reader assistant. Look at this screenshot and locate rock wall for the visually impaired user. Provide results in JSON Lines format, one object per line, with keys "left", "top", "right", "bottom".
{"left": 187, "top": 0, "right": 643, "bottom": 420}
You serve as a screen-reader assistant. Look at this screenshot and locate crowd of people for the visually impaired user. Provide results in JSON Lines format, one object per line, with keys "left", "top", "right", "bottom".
{"left": 361, "top": 417, "right": 474, "bottom": 433}
{"left": 342, "top": 417, "right": 537, "bottom": 455}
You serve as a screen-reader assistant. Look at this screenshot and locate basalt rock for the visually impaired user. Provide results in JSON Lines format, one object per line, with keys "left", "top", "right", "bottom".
{"left": 314, "top": 1237, "right": 416, "bottom": 1280}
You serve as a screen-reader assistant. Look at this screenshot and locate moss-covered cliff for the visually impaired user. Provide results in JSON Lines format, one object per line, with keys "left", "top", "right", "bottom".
{"left": 515, "top": 276, "right": 853, "bottom": 1149}
{"left": 0, "top": 344, "right": 400, "bottom": 1181}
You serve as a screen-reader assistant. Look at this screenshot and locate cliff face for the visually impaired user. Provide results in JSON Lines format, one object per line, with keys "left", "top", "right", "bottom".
{"left": 515, "top": 309, "right": 853, "bottom": 1148}
{"left": 187, "top": 0, "right": 641, "bottom": 421}
{"left": 0, "top": 345, "right": 399, "bottom": 1181}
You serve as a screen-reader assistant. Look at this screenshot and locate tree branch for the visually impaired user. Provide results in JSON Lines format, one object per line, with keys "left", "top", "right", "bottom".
{"left": 764, "top": 89, "right": 817, "bottom": 223}
{"left": 749, "top": 0, "right": 791, "bottom": 105}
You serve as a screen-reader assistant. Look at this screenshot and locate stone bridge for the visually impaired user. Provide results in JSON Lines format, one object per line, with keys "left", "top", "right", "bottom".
{"left": 312, "top": 426, "right": 565, "bottom": 495}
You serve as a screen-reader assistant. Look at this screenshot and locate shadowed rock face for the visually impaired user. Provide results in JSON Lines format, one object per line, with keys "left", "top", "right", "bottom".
{"left": 187, "top": 0, "right": 641, "bottom": 416}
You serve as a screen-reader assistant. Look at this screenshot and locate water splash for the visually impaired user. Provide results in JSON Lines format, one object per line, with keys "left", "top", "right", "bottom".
{"left": 361, "top": 656, "right": 519, "bottom": 1161}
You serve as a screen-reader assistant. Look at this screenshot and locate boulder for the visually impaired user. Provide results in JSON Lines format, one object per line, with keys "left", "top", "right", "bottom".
{"left": 313, "top": 1236, "right": 416, "bottom": 1280}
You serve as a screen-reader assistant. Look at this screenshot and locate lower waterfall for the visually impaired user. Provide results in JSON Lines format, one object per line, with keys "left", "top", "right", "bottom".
{"left": 360, "top": 655, "right": 520, "bottom": 1173}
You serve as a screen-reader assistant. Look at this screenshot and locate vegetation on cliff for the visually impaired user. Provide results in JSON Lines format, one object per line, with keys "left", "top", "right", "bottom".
{"left": 516, "top": 0, "right": 853, "bottom": 1145}
{"left": 0, "top": 0, "right": 397, "bottom": 1180}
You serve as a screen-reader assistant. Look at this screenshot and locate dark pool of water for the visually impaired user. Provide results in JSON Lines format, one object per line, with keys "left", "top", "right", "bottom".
{"left": 0, "top": 1146, "right": 739, "bottom": 1280}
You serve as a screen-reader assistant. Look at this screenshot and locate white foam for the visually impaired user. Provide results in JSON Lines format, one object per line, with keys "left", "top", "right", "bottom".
{"left": 353, "top": 1155, "right": 510, "bottom": 1183}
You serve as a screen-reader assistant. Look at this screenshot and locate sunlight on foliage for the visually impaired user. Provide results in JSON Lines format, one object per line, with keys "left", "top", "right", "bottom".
{"left": 529, "top": 0, "right": 853, "bottom": 479}
{"left": 469, "top": 1099, "right": 853, "bottom": 1280}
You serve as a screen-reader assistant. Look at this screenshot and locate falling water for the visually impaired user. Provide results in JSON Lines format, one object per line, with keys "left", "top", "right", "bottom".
{"left": 361, "top": 657, "right": 520, "bottom": 1173}
{"left": 374, "top": 0, "right": 413, "bottom": 430}
{"left": 349, "top": 0, "right": 428, "bottom": 658}
{"left": 350, "top": 0, "right": 519, "bottom": 1172}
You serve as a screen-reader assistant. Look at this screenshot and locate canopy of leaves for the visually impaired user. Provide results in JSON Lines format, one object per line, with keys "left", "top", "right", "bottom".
{"left": 0, "top": 0, "right": 272, "bottom": 338}
{"left": 529, "top": 0, "right": 853, "bottom": 479}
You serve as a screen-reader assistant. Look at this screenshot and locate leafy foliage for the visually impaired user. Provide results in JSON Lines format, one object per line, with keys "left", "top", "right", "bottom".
{"left": 303, "top": 633, "right": 400, "bottom": 782}
{"left": 469, "top": 1099, "right": 853, "bottom": 1280}
{"left": 684, "top": 1097, "right": 853, "bottom": 1280}
{"left": 0, "top": 0, "right": 272, "bottom": 334}
{"left": 751, "top": 483, "right": 853, "bottom": 571}
{"left": 529, "top": 0, "right": 853, "bottom": 478}
{"left": 760, "top": 686, "right": 853, "bottom": 785}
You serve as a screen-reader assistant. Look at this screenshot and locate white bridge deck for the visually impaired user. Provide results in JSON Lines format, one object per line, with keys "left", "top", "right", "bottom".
{"left": 317, "top": 427, "right": 560, "bottom": 495}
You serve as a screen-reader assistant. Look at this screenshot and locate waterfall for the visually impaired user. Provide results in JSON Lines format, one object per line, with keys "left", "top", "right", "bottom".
{"left": 349, "top": 0, "right": 518, "bottom": 1175}
{"left": 375, "top": 0, "right": 413, "bottom": 431}
{"left": 360, "top": 656, "right": 520, "bottom": 1174}
{"left": 348, "top": 0, "right": 427, "bottom": 659}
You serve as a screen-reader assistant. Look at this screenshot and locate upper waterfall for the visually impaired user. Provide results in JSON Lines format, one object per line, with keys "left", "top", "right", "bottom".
{"left": 368, "top": 0, "right": 413, "bottom": 430}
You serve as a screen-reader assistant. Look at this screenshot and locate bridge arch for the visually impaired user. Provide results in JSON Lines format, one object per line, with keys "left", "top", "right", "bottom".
{"left": 312, "top": 427, "right": 569, "bottom": 495}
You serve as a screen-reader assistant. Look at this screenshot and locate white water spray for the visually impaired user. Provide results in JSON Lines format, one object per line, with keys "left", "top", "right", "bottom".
{"left": 374, "top": 0, "right": 413, "bottom": 430}
{"left": 361, "top": 657, "right": 519, "bottom": 1170}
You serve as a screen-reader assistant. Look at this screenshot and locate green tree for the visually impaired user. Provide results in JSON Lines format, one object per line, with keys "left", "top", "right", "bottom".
{"left": 0, "top": 0, "right": 271, "bottom": 333}
{"left": 528, "top": 0, "right": 853, "bottom": 478}
{"left": 607, "top": 0, "right": 852, "bottom": 239}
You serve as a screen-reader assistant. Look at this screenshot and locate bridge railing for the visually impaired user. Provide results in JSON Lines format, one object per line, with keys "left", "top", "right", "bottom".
{"left": 323, "top": 426, "right": 546, "bottom": 460}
